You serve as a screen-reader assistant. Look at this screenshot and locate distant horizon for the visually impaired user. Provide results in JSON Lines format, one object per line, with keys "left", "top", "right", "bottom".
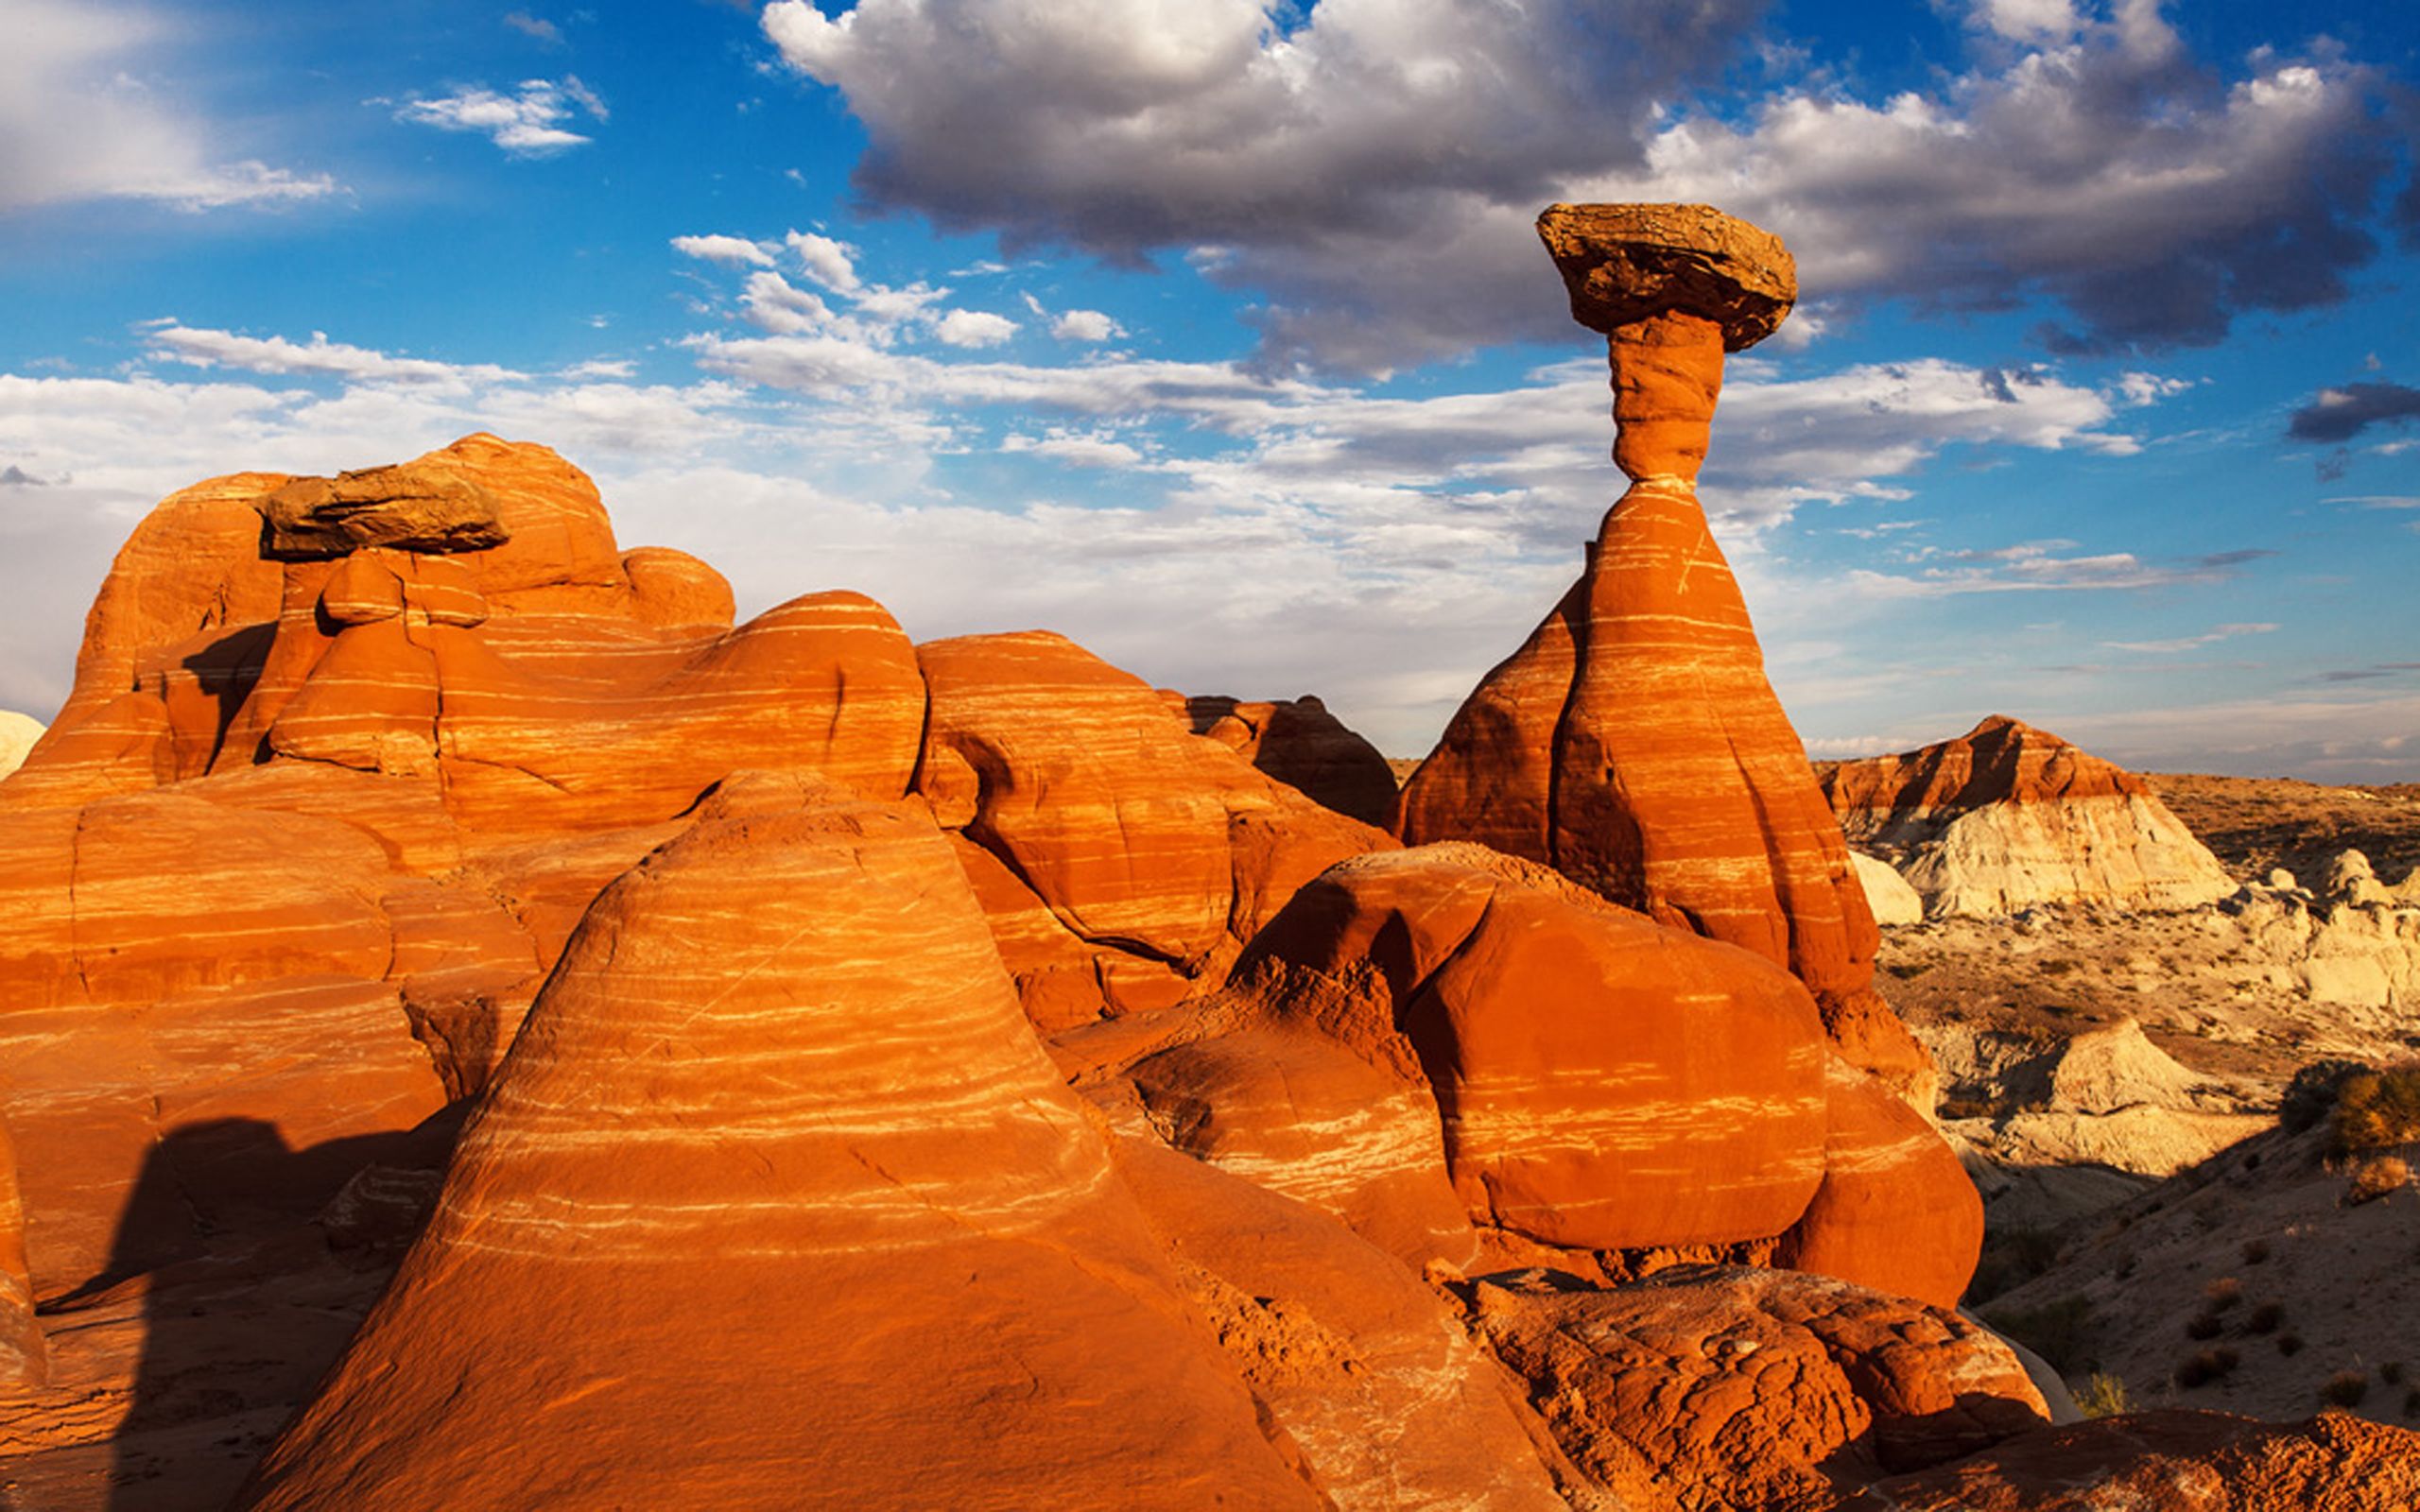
{"left": 2, "top": 0, "right": 2415, "bottom": 782}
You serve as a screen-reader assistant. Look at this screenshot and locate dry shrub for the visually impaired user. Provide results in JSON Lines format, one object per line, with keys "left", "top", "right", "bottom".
{"left": 2203, "top": 1277, "right": 2243, "bottom": 1310}
{"left": 2323, "top": 1370, "right": 2370, "bottom": 1408}
{"left": 2278, "top": 1333, "right": 2307, "bottom": 1357}
{"left": 2240, "top": 1237, "right": 2272, "bottom": 1265}
{"left": 2346, "top": 1156, "right": 2411, "bottom": 1206}
{"left": 2186, "top": 1312, "right": 2224, "bottom": 1340}
{"left": 2075, "top": 1372, "right": 2133, "bottom": 1418}
{"left": 2332, "top": 1065, "right": 2420, "bottom": 1156}
{"left": 2176, "top": 1348, "right": 2241, "bottom": 1389}
{"left": 2246, "top": 1301, "right": 2286, "bottom": 1335}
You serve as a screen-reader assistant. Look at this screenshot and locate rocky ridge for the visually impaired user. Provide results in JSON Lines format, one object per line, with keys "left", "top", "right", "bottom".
{"left": 1824, "top": 716, "right": 2237, "bottom": 919}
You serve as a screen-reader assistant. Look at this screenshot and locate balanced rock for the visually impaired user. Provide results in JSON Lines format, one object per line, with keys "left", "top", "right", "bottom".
{"left": 1821, "top": 715, "right": 2238, "bottom": 918}
{"left": 919, "top": 631, "right": 1385, "bottom": 1027}
{"left": 237, "top": 775, "right": 1323, "bottom": 1511}
{"left": 1400, "top": 203, "right": 1924, "bottom": 1099}
{"left": 259, "top": 463, "right": 507, "bottom": 559}
{"left": 1186, "top": 694, "right": 1398, "bottom": 828}
{"left": 1475, "top": 1264, "right": 2046, "bottom": 1512}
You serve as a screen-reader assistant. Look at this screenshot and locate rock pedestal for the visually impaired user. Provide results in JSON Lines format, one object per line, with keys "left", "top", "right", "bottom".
{"left": 1401, "top": 203, "right": 1928, "bottom": 1100}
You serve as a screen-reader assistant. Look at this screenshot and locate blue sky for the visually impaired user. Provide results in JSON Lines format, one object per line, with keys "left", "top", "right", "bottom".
{"left": 1, "top": 0, "right": 2415, "bottom": 779}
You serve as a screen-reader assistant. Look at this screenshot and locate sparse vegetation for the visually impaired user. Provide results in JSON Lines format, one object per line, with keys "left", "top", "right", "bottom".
{"left": 2384, "top": 1362, "right": 2407, "bottom": 1385}
{"left": 2175, "top": 1348, "right": 2240, "bottom": 1389}
{"left": 2240, "top": 1237, "right": 2272, "bottom": 1265}
{"left": 2329, "top": 1065, "right": 2420, "bottom": 1156}
{"left": 2203, "top": 1277, "right": 2242, "bottom": 1311}
{"left": 2282, "top": 1058, "right": 2373, "bottom": 1133}
{"left": 2186, "top": 1311, "right": 2223, "bottom": 1341}
{"left": 2278, "top": 1332, "right": 2307, "bottom": 1357}
{"left": 2075, "top": 1372, "right": 2133, "bottom": 1418}
{"left": 2345, "top": 1155, "right": 2411, "bottom": 1206}
{"left": 2323, "top": 1370, "right": 2371, "bottom": 1408}
{"left": 2246, "top": 1301, "right": 2286, "bottom": 1335}
{"left": 1884, "top": 961, "right": 1933, "bottom": 980}
{"left": 2405, "top": 1388, "right": 2420, "bottom": 1419}
{"left": 1937, "top": 1095, "right": 1995, "bottom": 1121}
{"left": 1982, "top": 1295, "right": 2096, "bottom": 1376}
{"left": 1969, "top": 1226, "right": 2067, "bottom": 1301}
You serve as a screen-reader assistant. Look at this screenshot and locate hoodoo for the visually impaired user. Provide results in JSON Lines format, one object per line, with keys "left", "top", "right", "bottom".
{"left": 1399, "top": 203, "right": 1925, "bottom": 1097}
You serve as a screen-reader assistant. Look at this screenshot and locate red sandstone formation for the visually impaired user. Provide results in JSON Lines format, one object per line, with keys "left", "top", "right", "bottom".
{"left": 1185, "top": 694, "right": 1400, "bottom": 827}
{"left": 1821, "top": 714, "right": 2237, "bottom": 917}
{"left": 1854, "top": 1408, "right": 2420, "bottom": 1510}
{"left": 1121, "top": 843, "right": 1977, "bottom": 1305}
{"left": 1396, "top": 204, "right": 1927, "bottom": 1100}
{"left": 918, "top": 631, "right": 1386, "bottom": 1027}
{"left": 0, "top": 1121, "right": 39, "bottom": 1387}
{"left": 0, "top": 435, "right": 925, "bottom": 1298}
{"left": 1473, "top": 1264, "right": 2047, "bottom": 1512}
{"left": 236, "top": 774, "right": 1325, "bottom": 1510}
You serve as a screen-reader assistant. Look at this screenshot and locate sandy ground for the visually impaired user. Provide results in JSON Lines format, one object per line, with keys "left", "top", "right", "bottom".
{"left": 2148, "top": 772, "right": 2420, "bottom": 887}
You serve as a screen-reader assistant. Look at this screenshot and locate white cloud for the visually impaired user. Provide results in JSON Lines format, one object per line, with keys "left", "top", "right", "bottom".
{"left": 395, "top": 78, "right": 604, "bottom": 156}
{"left": 1001, "top": 432, "right": 1145, "bottom": 468}
{"left": 0, "top": 0, "right": 337, "bottom": 214}
{"left": 932, "top": 309, "right": 1019, "bottom": 348}
{"left": 785, "top": 231, "right": 863, "bottom": 293}
{"left": 504, "top": 11, "right": 562, "bottom": 45}
{"left": 2100, "top": 622, "right": 2278, "bottom": 654}
{"left": 1050, "top": 308, "right": 1121, "bottom": 343}
{"left": 671, "top": 234, "right": 777, "bottom": 268}
{"left": 142, "top": 324, "right": 524, "bottom": 391}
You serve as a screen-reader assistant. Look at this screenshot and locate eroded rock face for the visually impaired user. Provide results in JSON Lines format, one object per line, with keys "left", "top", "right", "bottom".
{"left": 1400, "top": 206, "right": 1923, "bottom": 1104}
{"left": 1854, "top": 1409, "right": 2420, "bottom": 1510}
{"left": 0, "top": 1120, "right": 41, "bottom": 1386}
{"left": 236, "top": 775, "right": 1324, "bottom": 1512}
{"left": 1474, "top": 1264, "right": 2047, "bottom": 1512}
{"left": 919, "top": 631, "right": 1387, "bottom": 1027}
{"left": 1231, "top": 845, "right": 1830, "bottom": 1254}
{"left": 1823, "top": 716, "right": 2237, "bottom": 919}
{"left": 1187, "top": 694, "right": 1398, "bottom": 828}
{"left": 259, "top": 464, "right": 507, "bottom": 559}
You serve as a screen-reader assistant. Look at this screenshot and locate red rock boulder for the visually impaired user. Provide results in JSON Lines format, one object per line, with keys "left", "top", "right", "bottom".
{"left": 1473, "top": 1263, "right": 2048, "bottom": 1512}
{"left": 1776, "top": 1054, "right": 1984, "bottom": 1311}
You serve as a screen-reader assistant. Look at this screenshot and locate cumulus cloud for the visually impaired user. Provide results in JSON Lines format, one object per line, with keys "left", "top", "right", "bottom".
{"left": 932, "top": 309, "right": 1018, "bottom": 347}
{"left": 2288, "top": 381, "right": 2420, "bottom": 444}
{"left": 786, "top": 231, "right": 863, "bottom": 292}
{"left": 395, "top": 78, "right": 605, "bottom": 156}
{"left": 0, "top": 0, "right": 337, "bottom": 213}
{"left": 671, "top": 234, "right": 777, "bottom": 268}
{"left": 765, "top": 0, "right": 2409, "bottom": 369}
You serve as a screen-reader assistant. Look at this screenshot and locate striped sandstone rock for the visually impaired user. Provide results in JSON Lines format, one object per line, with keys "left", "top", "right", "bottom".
{"left": 1821, "top": 715, "right": 2238, "bottom": 918}
{"left": 1774, "top": 1055, "right": 1984, "bottom": 1309}
{"left": 235, "top": 774, "right": 1325, "bottom": 1511}
{"left": 919, "top": 630, "right": 1386, "bottom": 1026}
{"left": 1399, "top": 205, "right": 1927, "bottom": 1102}
{"left": 0, "top": 1120, "right": 40, "bottom": 1386}
{"left": 1149, "top": 844, "right": 1830, "bottom": 1258}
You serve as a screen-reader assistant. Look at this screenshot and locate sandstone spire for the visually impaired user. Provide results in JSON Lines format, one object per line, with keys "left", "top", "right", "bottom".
{"left": 1400, "top": 204, "right": 1928, "bottom": 1098}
